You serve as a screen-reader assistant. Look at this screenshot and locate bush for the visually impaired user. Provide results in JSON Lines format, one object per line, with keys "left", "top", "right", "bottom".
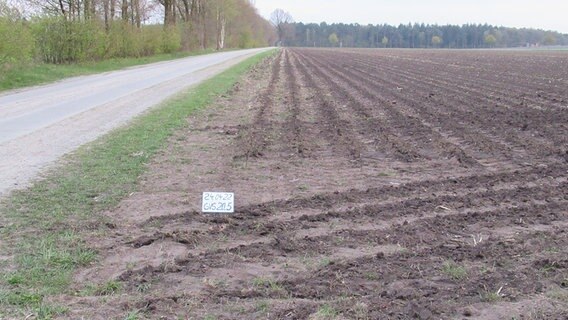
{"left": 0, "top": 3, "right": 35, "bottom": 65}
{"left": 140, "top": 25, "right": 164, "bottom": 56}
{"left": 161, "top": 26, "right": 181, "bottom": 54}
{"left": 238, "top": 30, "right": 253, "bottom": 48}
{"left": 33, "top": 18, "right": 105, "bottom": 63}
{"left": 105, "top": 22, "right": 142, "bottom": 59}
{"left": 102, "top": 23, "right": 180, "bottom": 59}
{"left": 179, "top": 23, "right": 201, "bottom": 51}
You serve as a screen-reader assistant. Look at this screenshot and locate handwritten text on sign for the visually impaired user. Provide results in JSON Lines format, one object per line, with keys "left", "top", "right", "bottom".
{"left": 202, "top": 192, "right": 234, "bottom": 213}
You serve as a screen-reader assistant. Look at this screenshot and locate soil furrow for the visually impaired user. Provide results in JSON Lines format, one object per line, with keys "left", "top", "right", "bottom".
{"left": 292, "top": 50, "right": 425, "bottom": 162}
{"left": 65, "top": 48, "right": 568, "bottom": 319}
{"left": 303, "top": 50, "right": 538, "bottom": 165}
{"left": 236, "top": 50, "right": 283, "bottom": 159}
{"left": 346, "top": 53, "right": 567, "bottom": 153}
{"left": 288, "top": 50, "right": 363, "bottom": 161}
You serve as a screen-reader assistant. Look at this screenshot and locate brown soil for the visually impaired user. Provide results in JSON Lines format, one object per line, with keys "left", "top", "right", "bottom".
{"left": 56, "top": 49, "right": 568, "bottom": 319}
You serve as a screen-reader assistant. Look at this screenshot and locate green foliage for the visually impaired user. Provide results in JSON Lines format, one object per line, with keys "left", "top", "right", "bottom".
{"left": 33, "top": 17, "right": 106, "bottom": 63}
{"left": 484, "top": 34, "right": 497, "bottom": 47}
{"left": 442, "top": 260, "right": 467, "bottom": 280}
{"left": 328, "top": 33, "right": 339, "bottom": 46}
{"left": 105, "top": 22, "right": 142, "bottom": 58}
{"left": 238, "top": 30, "right": 254, "bottom": 48}
{"left": 480, "top": 290, "right": 502, "bottom": 302}
{"left": 0, "top": 0, "right": 274, "bottom": 76}
{"left": 93, "top": 281, "right": 121, "bottom": 296}
{"left": 543, "top": 33, "right": 557, "bottom": 45}
{"left": 124, "top": 311, "right": 141, "bottom": 320}
{"left": 162, "top": 26, "right": 181, "bottom": 54}
{"left": 431, "top": 35, "right": 443, "bottom": 47}
{"left": 30, "top": 19, "right": 182, "bottom": 63}
{"left": 314, "top": 304, "right": 338, "bottom": 319}
{"left": 0, "top": 3, "right": 34, "bottom": 66}
{"left": 287, "top": 23, "right": 568, "bottom": 48}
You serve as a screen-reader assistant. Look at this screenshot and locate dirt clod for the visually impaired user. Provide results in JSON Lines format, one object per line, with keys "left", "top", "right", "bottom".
{"left": 65, "top": 48, "right": 568, "bottom": 319}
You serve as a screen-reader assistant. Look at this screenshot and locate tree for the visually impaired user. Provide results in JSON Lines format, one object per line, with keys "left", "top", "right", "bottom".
{"left": 484, "top": 34, "right": 497, "bottom": 47}
{"left": 0, "top": 0, "right": 34, "bottom": 64}
{"left": 157, "top": 0, "right": 176, "bottom": 26}
{"left": 543, "top": 33, "right": 556, "bottom": 45}
{"left": 431, "top": 35, "right": 442, "bottom": 47}
{"left": 209, "top": 0, "right": 233, "bottom": 50}
{"left": 280, "top": 22, "right": 568, "bottom": 48}
{"left": 270, "top": 8, "right": 292, "bottom": 45}
{"left": 328, "top": 32, "right": 338, "bottom": 46}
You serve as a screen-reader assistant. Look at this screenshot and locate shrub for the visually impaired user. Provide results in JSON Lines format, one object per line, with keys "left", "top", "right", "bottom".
{"left": 0, "top": 3, "right": 35, "bottom": 65}
{"left": 33, "top": 18, "right": 105, "bottom": 63}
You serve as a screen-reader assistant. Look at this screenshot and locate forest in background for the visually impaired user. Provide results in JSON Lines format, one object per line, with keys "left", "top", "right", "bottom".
{"left": 281, "top": 22, "right": 568, "bottom": 48}
{"left": 0, "top": 0, "right": 276, "bottom": 66}
{"left": 2, "top": 1, "right": 568, "bottom": 72}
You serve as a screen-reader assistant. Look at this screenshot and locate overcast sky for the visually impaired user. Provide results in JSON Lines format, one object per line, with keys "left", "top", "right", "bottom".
{"left": 254, "top": 0, "right": 568, "bottom": 34}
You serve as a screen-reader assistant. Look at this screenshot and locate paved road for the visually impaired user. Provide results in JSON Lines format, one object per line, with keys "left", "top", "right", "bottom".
{"left": 0, "top": 48, "right": 271, "bottom": 197}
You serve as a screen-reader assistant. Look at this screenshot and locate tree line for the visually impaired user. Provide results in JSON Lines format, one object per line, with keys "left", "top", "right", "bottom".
{"left": 282, "top": 22, "right": 568, "bottom": 48}
{"left": 0, "top": 0, "right": 276, "bottom": 65}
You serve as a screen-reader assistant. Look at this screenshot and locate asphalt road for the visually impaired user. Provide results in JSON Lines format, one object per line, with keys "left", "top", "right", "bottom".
{"left": 0, "top": 48, "right": 271, "bottom": 197}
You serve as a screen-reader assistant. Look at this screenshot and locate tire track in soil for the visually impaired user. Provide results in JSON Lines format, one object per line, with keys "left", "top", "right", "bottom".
{"left": 127, "top": 163, "right": 566, "bottom": 252}
{"left": 120, "top": 179, "right": 566, "bottom": 273}
{"left": 66, "top": 49, "right": 568, "bottom": 319}
{"left": 116, "top": 166, "right": 567, "bottom": 317}
{"left": 272, "top": 228, "right": 568, "bottom": 317}
{"left": 125, "top": 162, "right": 566, "bottom": 253}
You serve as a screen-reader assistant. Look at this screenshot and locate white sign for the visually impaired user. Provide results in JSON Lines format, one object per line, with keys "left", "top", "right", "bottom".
{"left": 202, "top": 192, "right": 234, "bottom": 213}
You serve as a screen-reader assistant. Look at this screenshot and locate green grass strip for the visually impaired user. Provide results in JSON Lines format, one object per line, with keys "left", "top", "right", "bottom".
{"left": 0, "top": 49, "right": 222, "bottom": 93}
{"left": 0, "top": 48, "right": 276, "bottom": 318}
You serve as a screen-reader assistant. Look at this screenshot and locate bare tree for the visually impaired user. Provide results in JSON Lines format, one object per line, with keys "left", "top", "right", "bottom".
{"left": 270, "top": 8, "right": 292, "bottom": 46}
{"left": 177, "top": 0, "right": 190, "bottom": 22}
{"left": 156, "top": 0, "right": 175, "bottom": 26}
{"left": 212, "top": 0, "right": 236, "bottom": 50}
{"left": 25, "top": 0, "right": 92, "bottom": 20}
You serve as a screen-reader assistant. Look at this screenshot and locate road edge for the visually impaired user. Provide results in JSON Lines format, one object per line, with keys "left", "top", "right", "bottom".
{"left": 0, "top": 49, "right": 278, "bottom": 318}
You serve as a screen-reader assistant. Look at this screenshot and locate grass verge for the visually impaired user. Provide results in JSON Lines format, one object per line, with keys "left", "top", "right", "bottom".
{"left": 0, "top": 48, "right": 276, "bottom": 318}
{"left": 0, "top": 49, "right": 222, "bottom": 92}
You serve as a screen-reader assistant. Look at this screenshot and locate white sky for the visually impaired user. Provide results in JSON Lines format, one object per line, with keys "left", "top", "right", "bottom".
{"left": 254, "top": 0, "right": 568, "bottom": 34}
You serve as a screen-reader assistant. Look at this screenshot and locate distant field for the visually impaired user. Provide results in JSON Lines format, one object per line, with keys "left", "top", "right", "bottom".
{"left": 502, "top": 45, "right": 568, "bottom": 51}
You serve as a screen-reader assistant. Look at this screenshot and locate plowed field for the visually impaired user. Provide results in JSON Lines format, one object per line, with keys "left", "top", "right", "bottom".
{"left": 64, "top": 49, "right": 568, "bottom": 319}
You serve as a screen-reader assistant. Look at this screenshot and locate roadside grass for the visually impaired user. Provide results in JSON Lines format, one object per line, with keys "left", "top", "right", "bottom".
{"left": 0, "top": 49, "right": 219, "bottom": 92}
{"left": 0, "top": 48, "right": 276, "bottom": 318}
